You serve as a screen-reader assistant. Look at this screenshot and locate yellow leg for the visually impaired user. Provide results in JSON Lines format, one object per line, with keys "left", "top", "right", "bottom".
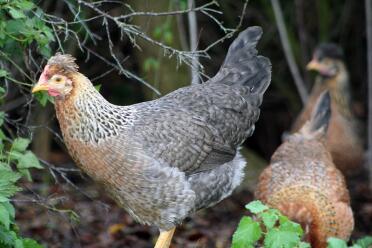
{"left": 154, "top": 227, "right": 176, "bottom": 248}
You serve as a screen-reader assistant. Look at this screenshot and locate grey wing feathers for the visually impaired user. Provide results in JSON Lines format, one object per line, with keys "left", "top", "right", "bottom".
{"left": 209, "top": 26, "right": 271, "bottom": 96}
{"left": 133, "top": 26, "right": 270, "bottom": 175}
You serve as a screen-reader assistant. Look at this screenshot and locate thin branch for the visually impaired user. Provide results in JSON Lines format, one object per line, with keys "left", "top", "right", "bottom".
{"left": 365, "top": 0, "right": 372, "bottom": 189}
{"left": 188, "top": 0, "right": 200, "bottom": 85}
{"left": 271, "top": 0, "right": 308, "bottom": 104}
{"left": 117, "top": 1, "right": 218, "bottom": 20}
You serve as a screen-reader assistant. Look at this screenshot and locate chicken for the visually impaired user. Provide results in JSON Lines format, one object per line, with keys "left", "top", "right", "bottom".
{"left": 291, "top": 43, "right": 364, "bottom": 173}
{"left": 31, "top": 26, "right": 271, "bottom": 248}
{"left": 256, "top": 91, "right": 354, "bottom": 248}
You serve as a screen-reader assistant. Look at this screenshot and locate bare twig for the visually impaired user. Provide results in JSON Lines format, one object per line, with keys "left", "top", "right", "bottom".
{"left": 188, "top": 0, "right": 200, "bottom": 85}
{"left": 271, "top": 0, "right": 308, "bottom": 104}
{"left": 365, "top": 0, "right": 372, "bottom": 189}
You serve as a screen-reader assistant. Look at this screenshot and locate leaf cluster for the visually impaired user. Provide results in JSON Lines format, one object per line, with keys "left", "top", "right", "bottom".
{"left": 0, "top": 113, "right": 43, "bottom": 247}
{"left": 232, "top": 201, "right": 372, "bottom": 248}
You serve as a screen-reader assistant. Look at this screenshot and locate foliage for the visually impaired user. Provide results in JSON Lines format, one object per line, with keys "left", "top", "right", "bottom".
{"left": 0, "top": 0, "right": 48, "bottom": 246}
{"left": 0, "top": 0, "right": 53, "bottom": 106}
{"left": 0, "top": 111, "right": 43, "bottom": 247}
{"left": 232, "top": 200, "right": 309, "bottom": 248}
{"left": 232, "top": 201, "right": 372, "bottom": 248}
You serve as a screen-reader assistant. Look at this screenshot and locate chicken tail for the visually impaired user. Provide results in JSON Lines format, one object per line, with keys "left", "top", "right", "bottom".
{"left": 209, "top": 26, "right": 271, "bottom": 95}
{"left": 267, "top": 185, "right": 353, "bottom": 248}
{"left": 309, "top": 90, "right": 331, "bottom": 133}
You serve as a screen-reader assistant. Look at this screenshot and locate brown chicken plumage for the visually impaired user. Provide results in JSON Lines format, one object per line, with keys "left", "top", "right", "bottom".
{"left": 256, "top": 91, "right": 354, "bottom": 248}
{"left": 32, "top": 27, "right": 271, "bottom": 248}
{"left": 292, "top": 43, "right": 363, "bottom": 173}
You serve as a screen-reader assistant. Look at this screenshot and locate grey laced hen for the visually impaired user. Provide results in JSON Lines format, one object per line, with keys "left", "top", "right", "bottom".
{"left": 32, "top": 26, "right": 271, "bottom": 248}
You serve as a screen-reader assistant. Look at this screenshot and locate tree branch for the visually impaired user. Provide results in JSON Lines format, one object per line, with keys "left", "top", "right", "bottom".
{"left": 271, "top": 0, "right": 308, "bottom": 104}
{"left": 188, "top": 0, "right": 200, "bottom": 85}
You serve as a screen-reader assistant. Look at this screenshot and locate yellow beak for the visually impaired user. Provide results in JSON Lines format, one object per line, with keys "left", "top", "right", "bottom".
{"left": 31, "top": 83, "right": 49, "bottom": 93}
{"left": 306, "top": 59, "right": 322, "bottom": 71}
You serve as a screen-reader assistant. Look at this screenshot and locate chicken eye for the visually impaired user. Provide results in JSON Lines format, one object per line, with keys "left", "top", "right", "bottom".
{"left": 55, "top": 77, "right": 62, "bottom": 83}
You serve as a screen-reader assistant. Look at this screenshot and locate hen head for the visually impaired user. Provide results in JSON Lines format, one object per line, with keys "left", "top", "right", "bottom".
{"left": 32, "top": 53, "right": 78, "bottom": 98}
{"left": 306, "top": 43, "right": 345, "bottom": 78}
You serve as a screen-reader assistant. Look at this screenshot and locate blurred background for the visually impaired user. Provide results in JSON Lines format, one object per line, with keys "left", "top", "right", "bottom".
{"left": 0, "top": 0, "right": 371, "bottom": 247}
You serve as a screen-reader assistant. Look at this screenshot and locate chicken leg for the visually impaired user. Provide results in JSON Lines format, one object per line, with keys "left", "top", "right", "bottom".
{"left": 154, "top": 227, "right": 175, "bottom": 248}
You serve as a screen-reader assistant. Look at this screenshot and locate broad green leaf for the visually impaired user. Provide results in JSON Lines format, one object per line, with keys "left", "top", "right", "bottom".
{"left": 11, "top": 138, "right": 30, "bottom": 152}
{"left": 0, "top": 203, "right": 10, "bottom": 229}
{"left": 8, "top": 150, "right": 23, "bottom": 161}
{"left": 261, "top": 209, "right": 279, "bottom": 229}
{"left": 8, "top": 8, "right": 26, "bottom": 19}
{"left": 327, "top": 237, "right": 348, "bottom": 248}
{"left": 17, "top": 151, "right": 42, "bottom": 169}
{"left": 264, "top": 229, "right": 301, "bottom": 248}
{"left": 245, "top": 200, "right": 269, "bottom": 214}
{"left": 19, "top": 169, "right": 32, "bottom": 181}
{"left": 232, "top": 216, "right": 262, "bottom": 248}
{"left": 0, "top": 196, "right": 9, "bottom": 202}
{"left": 279, "top": 217, "right": 303, "bottom": 237}
{"left": 5, "top": 19, "right": 26, "bottom": 34}
{"left": 0, "top": 69, "right": 8, "bottom": 77}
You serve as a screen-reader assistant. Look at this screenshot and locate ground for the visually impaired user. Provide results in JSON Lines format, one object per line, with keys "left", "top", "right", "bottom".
{"left": 15, "top": 162, "right": 372, "bottom": 248}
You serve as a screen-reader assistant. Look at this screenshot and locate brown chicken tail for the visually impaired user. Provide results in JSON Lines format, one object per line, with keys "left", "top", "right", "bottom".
{"left": 267, "top": 185, "right": 353, "bottom": 248}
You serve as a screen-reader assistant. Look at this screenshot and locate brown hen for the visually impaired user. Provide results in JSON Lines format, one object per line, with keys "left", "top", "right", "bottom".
{"left": 256, "top": 91, "right": 354, "bottom": 248}
{"left": 291, "top": 43, "right": 364, "bottom": 173}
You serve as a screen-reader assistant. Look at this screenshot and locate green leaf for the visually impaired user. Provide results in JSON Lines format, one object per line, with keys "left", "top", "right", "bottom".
{"left": 11, "top": 138, "right": 30, "bottom": 152}
{"left": 0, "top": 69, "right": 8, "bottom": 77}
{"left": 34, "top": 91, "right": 51, "bottom": 106}
{"left": 1, "top": 202, "right": 15, "bottom": 220}
{"left": 279, "top": 217, "right": 303, "bottom": 237}
{"left": 5, "top": 19, "right": 26, "bottom": 34}
{"left": 327, "top": 237, "right": 348, "bottom": 248}
{"left": 232, "top": 216, "right": 262, "bottom": 248}
{"left": 22, "top": 238, "right": 43, "bottom": 248}
{"left": 264, "top": 228, "right": 301, "bottom": 248}
{"left": 0, "top": 87, "right": 5, "bottom": 98}
{"left": 0, "top": 168, "right": 22, "bottom": 198}
{"left": 19, "top": 169, "right": 32, "bottom": 181}
{"left": 17, "top": 151, "right": 42, "bottom": 169}
{"left": 261, "top": 209, "right": 279, "bottom": 230}
{"left": 298, "top": 241, "right": 311, "bottom": 248}
{"left": 355, "top": 236, "right": 372, "bottom": 248}
{"left": 0, "top": 112, "right": 4, "bottom": 127}
{"left": 15, "top": 238, "right": 24, "bottom": 248}
{"left": 144, "top": 57, "right": 159, "bottom": 72}
{"left": 0, "top": 225, "right": 15, "bottom": 246}
{"left": 15, "top": 1, "right": 35, "bottom": 10}
{"left": 245, "top": 200, "right": 269, "bottom": 214}
{"left": 163, "top": 30, "right": 173, "bottom": 45}
{"left": 8, "top": 8, "right": 26, "bottom": 19}
{"left": 94, "top": 84, "right": 102, "bottom": 92}
{"left": 0, "top": 203, "right": 10, "bottom": 229}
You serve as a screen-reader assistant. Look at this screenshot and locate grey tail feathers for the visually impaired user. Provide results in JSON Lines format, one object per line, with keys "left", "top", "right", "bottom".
{"left": 309, "top": 91, "right": 331, "bottom": 133}
{"left": 209, "top": 26, "right": 271, "bottom": 95}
